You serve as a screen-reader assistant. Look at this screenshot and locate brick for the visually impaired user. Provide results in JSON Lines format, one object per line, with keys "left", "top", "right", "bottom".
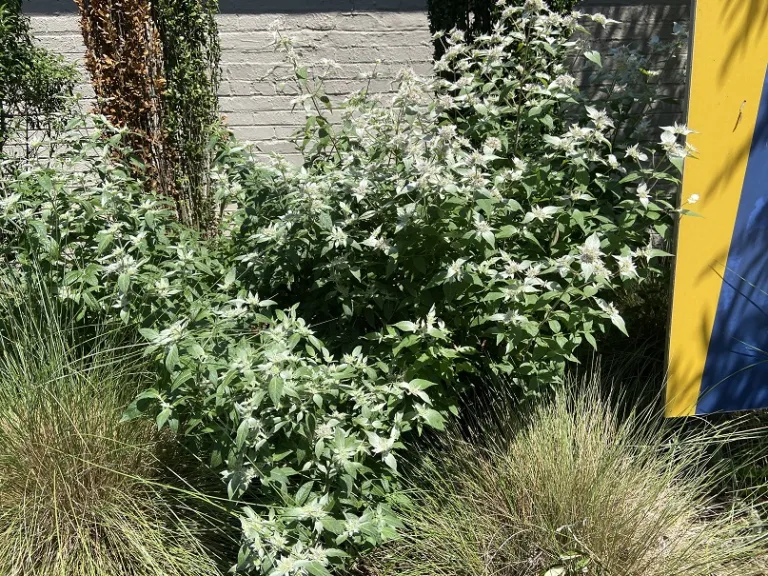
{"left": 253, "top": 140, "right": 300, "bottom": 155}
{"left": 26, "top": 1, "right": 691, "bottom": 145}
{"left": 234, "top": 126, "right": 277, "bottom": 141}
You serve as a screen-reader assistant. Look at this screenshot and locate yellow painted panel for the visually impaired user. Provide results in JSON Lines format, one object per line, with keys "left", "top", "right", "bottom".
{"left": 666, "top": 0, "right": 768, "bottom": 417}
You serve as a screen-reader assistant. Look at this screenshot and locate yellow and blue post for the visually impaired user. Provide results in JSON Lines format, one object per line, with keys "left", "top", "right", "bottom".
{"left": 667, "top": 0, "right": 768, "bottom": 416}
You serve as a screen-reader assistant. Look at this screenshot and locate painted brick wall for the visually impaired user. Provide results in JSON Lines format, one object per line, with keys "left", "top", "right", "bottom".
{"left": 23, "top": 0, "right": 690, "bottom": 161}
{"left": 581, "top": 0, "right": 691, "bottom": 129}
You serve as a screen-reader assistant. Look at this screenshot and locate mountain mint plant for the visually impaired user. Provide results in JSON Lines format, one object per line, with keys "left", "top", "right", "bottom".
{"left": 0, "top": 1, "right": 692, "bottom": 574}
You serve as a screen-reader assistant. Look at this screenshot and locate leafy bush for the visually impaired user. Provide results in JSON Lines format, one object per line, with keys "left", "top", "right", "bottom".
{"left": 238, "top": 4, "right": 680, "bottom": 403}
{"left": 0, "top": 118, "right": 413, "bottom": 575}
{"left": 0, "top": 0, "right": 78, "bottom": 157}
{"left": 363, "top": 382, "right": 768, "bottom": 576}
{"left": 0, "top": 4, "right": 693, "bottom": 574}
{"left": 427, "top": 0, "right": 580, "bottom": 58}
{"left": 0, "top": 115, "right": 237, "bottom": 330}
{"left": 0, "top": 275, "right": 232, "bottom": 576}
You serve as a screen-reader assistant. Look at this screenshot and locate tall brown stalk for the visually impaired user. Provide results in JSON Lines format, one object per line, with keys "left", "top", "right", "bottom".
{"left": 75, "top": 0, "right": 177, "bottom": 203}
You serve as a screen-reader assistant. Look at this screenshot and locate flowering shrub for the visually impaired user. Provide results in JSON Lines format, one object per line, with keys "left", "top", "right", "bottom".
{"left": 0, "top": 2, "right": 695, "bottom": 575}
{"left": 0, "top": 117, "right": 226, "bottom": 329}
{"left": 0, "top": 119, "right": 432, "bottom": 575}
{"left": 237, "top": 2, "right": 683, "bottom": 400}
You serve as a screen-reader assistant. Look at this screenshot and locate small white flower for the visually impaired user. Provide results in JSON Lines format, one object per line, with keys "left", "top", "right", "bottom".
{"left": 446, "top": 258, "right": 466, "bottom": 281}
{"left": 590, "top": 13, "right": 618, "bottom": 25}
{"left": 154, "top": 277, "right": 174, "bottom": 297}
{"left": 449, "top": 28, "right": 465, "bottom": 43}
{"left": 551, "top": 74, "right": 576, "bottom": 91}
{"left": 153, "top": 320, "right": 188, "bottom": 346}
{"left": 661, "top": 122, "right": 694, "bottom": 136}
{"left": 353, "top": 179, "right": 370, "bottom": 202}
{"left": 625, "top": 144, "right": 649, "bottom": 162}
{"left": 525, "top": 205, "right": 559, "bottom": 223}
{"left": 586, "top": 106, "right": 614, "bottom": 131}
{"left": 614, "top": 254, "right": 638, "bottom": 279}
{"left": 687, "top": 193, "right": 700, "bottom": 205}
{"left": 328, "top": 226, "right": 348, "bottom": 246}
{"left": 273, "top": 555, "right": 299, "bottom": 576}
{"left": 636, "top": 183, "right": 650, "bottom": 208}
{"left": 503, "top": 259, "right": 527, "bottom": 278}
{"left": 484, "top": 136, "right": 502, "bottom": 151}
{"left": 474, "top": 213, "right": 492, "bottom": 235}
{"left": 503, "top": 310, "right": 528, "bottom": 325}
{"left": 660, "top": 129, "right": 678, "bottom": 152}
{"left": 597, "top": 298, "right": 626, "bottom": 333}
{"left": 579, "top": 233, "right": 604, "bottom": 279}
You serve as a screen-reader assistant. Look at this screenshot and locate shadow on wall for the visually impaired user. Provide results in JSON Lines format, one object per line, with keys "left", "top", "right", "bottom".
{"left": 23, "top": 0, "right": 426, "bottom": 14}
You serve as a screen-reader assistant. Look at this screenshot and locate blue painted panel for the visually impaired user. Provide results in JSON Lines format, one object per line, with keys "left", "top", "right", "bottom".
{"left": 698, "top": 65, "right": 768, "bottom": 413}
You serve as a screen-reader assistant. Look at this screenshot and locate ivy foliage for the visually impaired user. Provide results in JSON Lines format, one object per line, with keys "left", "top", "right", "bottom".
{"left": 75, "top": 0, "right": 222, "bottom": 232}
{"left": 153, "top": 0, "right": 222, "bottom": 233}
{"left": 0, "top": 0, "right": 77, "bottom": 156}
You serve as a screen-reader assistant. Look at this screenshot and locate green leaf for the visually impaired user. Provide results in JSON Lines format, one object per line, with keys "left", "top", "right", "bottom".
{"left": 156, "top": 407, "right": 172, "bottom": 430}
{"left": 117, "top": 273, "right": 130, "bottom": 294}
{"left": 295, "top": 481, "right": 314, "bottom": 505}
{"left": 139, "top": 328, "right": 159, "bottom": 342}
{"left": 670, "top": 155, "right": 685, "bottom": 174}
{"left": 409, "top": 378, "right": 436, "bottom": 390}
{"left": 236, "top": 418, "right": 252, "bottom": 449}
{"left": 305, "top": 562, "right": 333, "bottom": 576}
{"left": 420, "top": 408, "right": 446, "bottom": 430}
{"left": 619, "top": 173, "right": 641, "bottom": 184}
{"left": 611, "top": 314, "right": 628, "bottom": 336}
{"left": 392, "top": 321, "right": 417, "bottom": 332}
{"left": 165, "top": 344, "right": 179, "bottom": 373}
{"left": 269, "top": 377, "right": 284, "bottom": 406}
{"left": 584, "top": 50, "right": 602, "bottom": 68}
{"left": 63, "top": 270, "right": 81, "bottom": 286}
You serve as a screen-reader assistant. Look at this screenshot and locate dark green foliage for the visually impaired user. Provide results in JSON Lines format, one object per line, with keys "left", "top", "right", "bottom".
{"left": 428, "top": 0, "right": 580, "bottom": 58}
{"left": 0, "top": 0, "right": 77, "bottom": 155}
{"left": 152, "top": 0, "right": 222, "bottom": 233}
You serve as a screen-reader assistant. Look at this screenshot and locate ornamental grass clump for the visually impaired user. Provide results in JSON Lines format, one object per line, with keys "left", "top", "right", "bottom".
{"left": 364, "top": 383, "right": 768, "bottom": 576}
{"left": 0, "top": 278, "right": 229, "bottom": 576}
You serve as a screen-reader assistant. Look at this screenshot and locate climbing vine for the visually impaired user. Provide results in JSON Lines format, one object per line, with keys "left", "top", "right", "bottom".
{"left": 75, "top": 0, "right": 172, "bottom": 196}
{"left": 153, "top": 0, "right": 222, "bottom": 234}
{"left": 0, "top": 0, "right": 77, "bottom": 158}
{"left": 75, "top": 0, "right": 222, "bottom": 232}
